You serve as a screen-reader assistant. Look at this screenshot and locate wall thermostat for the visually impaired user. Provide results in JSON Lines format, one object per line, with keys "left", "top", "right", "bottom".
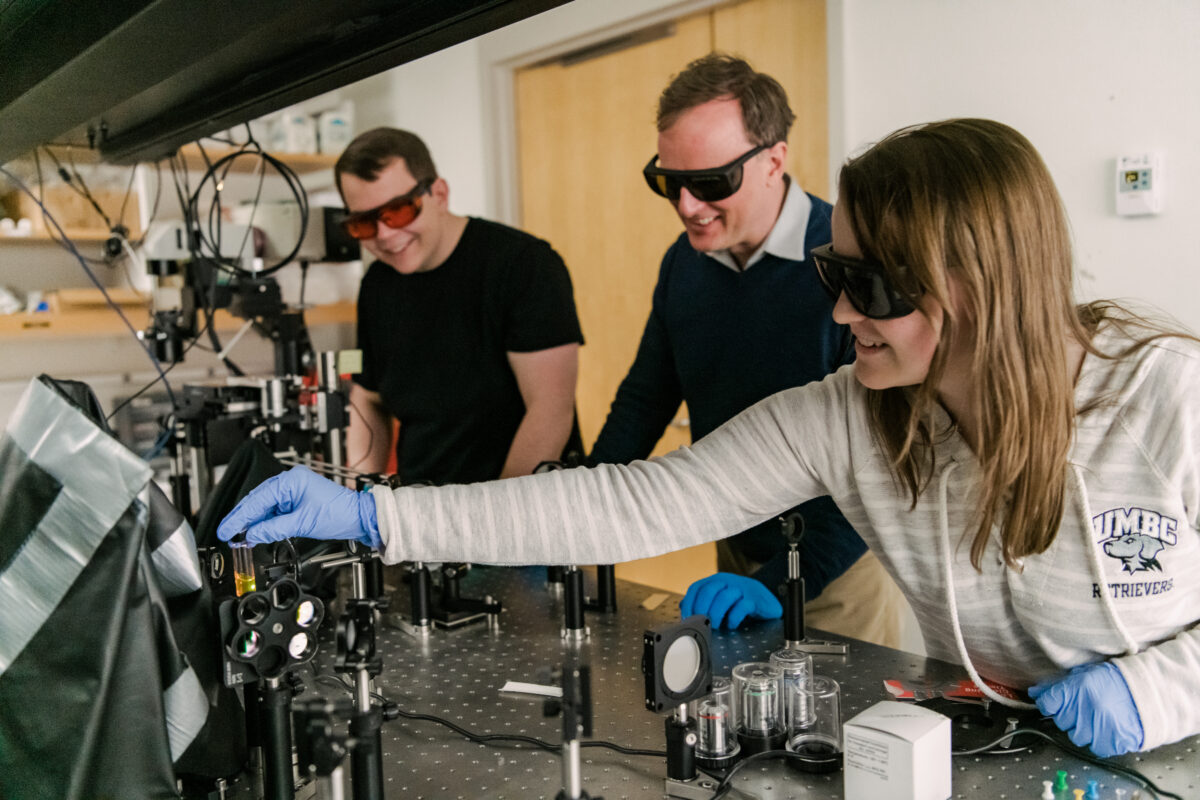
{"left": 1115, "top": 153, "right": 1164, "bottom": 216}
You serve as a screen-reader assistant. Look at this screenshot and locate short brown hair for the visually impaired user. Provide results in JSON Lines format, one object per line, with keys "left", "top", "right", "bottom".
{"left": 657, "top": 53, "right": 794, "bottom": 145}
{"left": 334, "top": 127, "right": 438, "bottom": 198}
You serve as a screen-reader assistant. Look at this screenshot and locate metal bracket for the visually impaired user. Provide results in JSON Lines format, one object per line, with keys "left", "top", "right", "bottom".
{"left": 785, "top": 638, "right": 849, "bottom": 656}
{"left": 664, "top": 776, "right": 719, "bottom": 799}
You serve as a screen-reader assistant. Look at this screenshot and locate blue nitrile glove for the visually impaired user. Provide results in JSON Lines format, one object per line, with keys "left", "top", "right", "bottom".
{"left": 679, "top": 572, "right": 783, "bottom": 630}
{"left": 1028, "top": 661, "right": 1144, "bottom": 757}
{"left": 216, "top": 465, "right": 381, "bottom": 549}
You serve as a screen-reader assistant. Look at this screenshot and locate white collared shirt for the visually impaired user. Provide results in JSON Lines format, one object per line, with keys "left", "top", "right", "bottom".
{"left": 705, "top": 176, "right": 814, "bottom": 272}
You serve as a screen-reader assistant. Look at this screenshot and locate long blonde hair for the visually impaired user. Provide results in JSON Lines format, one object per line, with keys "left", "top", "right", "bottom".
{"left": 839, "top": 119, "right": 1097, "bottom": 568}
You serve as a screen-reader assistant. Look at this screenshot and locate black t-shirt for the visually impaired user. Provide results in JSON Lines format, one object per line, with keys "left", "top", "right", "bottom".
{"left": 355, "top": 217, "right": 583, "bottom": 485}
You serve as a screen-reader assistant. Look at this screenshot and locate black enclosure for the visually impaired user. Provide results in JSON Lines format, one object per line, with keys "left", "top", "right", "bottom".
{"left": 0, "top": 0, "right": 568, "bottom": 164}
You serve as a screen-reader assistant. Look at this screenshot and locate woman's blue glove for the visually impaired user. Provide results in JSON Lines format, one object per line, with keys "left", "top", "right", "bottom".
{"left": 679, "top": 572, "right": 783, "bottom": 630}
{"left": 1028, "top": 661, "right": 1144, "bottom": 757}
{"left": 216, "top": 465, "right": 381, "bottom": 549}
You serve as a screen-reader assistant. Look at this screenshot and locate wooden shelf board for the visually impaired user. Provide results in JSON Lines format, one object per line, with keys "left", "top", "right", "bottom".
{"left": 175, "top": 144, "right": 336, "bottom": 174}
{"left": 36, "top": 143, "right": 335, "bottom": 174}
{"left": 0, "top": 228, "right": 112, "bottom": 243}
{"left": 0, "top": 301, "right": 355, "bottom": 339}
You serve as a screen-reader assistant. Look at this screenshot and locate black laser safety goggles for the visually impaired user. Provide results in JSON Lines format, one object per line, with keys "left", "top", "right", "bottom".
{"left": 642, "top": 144, "right": 770, "bottom": 203}
{"left": 339, "top": 180, "right": 433, "bottom": 240}
{"left": 810, "top": 242, "right": 920, "bottom": 320}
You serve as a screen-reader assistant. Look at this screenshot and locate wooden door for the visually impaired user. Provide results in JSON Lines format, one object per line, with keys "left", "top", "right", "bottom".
{"left": 515, "top": 0, "right": 827, "bottom": 594}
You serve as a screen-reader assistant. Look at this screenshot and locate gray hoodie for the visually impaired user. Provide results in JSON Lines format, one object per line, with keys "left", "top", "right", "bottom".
{"left": 375, "top": 324, "right": 1200, "bottom": 751}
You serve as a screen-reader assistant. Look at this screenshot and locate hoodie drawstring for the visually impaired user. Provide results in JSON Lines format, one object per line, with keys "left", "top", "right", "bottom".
{"left": 1069, "top": 464, "right": 1141, "bottom": 656}
{"left": 936, "top": 462, "right": 1037, "bottom": 710}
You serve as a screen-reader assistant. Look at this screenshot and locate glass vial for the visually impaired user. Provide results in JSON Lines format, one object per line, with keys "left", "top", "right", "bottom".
{"left": 770, "top": 647, "right": 814, "bottom": 730}
{"left": 785, "top": 675, "right": 843, "bottom": 773}
{"left": 231, "top": 541, "right": 257, "bottom": 596}
{"left": 732, "top": 661, "right": 785, "bottom": 754}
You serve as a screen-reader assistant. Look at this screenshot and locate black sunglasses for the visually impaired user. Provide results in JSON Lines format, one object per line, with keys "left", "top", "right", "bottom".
{"left": 642, "top": 144, "right": 769, "bottom": 203}
{"left": 810, "top": 242, "right": 919, "bottom": 320}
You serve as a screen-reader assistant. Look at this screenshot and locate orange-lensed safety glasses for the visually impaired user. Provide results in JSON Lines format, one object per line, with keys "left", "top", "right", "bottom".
{"left": 339, "top": 180, "right": 432, "bottom": 240}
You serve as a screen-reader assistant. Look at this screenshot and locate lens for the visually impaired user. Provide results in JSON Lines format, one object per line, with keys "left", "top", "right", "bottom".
{"left": 698, "top": 698, "right": 731, "bottom": 753}
{"left": 377, "top": 196, "right": 421, "bottom": 229}
{"left": 272, "top": 581, "right": 299, "bottom": 610}
{"left": 662, "top": 635, "right": 702, "bottom": 693}
{"left": 235, "top": 630, "right": 261, "bottom": 658}
{"left": 845, "top": 265, "right": 915, "bottom": 319}
{"left": 844, "top": 266, "right": 890, "bottom": 317}
{"left": 811, "top": 244, "right": 916, "bottom": 320}
{"left": 342, "top": 217, "right": 377, "bottom": 240}
{"left": 238, "top": 593, "right": 271, "bottom": 626}
{"left": 686, "top": 171, "right": 738, "bottom": 203}
{"left": 288, "top": 632, "right": 314, "bottom": 660}
{"left": 295, "top": 600, "right": 317, "bottom": 627}
{"left": 813, "top": 256, "right": 842, "bottom": 302}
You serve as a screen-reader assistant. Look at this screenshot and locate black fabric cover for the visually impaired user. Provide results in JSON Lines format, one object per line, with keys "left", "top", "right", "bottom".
{"left": 0, "top": 376, "right": 246, "bottom": 800}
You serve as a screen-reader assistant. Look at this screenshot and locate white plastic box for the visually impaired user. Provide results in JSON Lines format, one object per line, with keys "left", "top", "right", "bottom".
{"left": 843, "top": 701, "right": 951, "bottom": 800}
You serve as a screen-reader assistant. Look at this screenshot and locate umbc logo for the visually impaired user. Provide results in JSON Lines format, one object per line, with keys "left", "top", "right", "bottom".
{"left": 1092, "top": 506, "right": 1178, "bottom": 574}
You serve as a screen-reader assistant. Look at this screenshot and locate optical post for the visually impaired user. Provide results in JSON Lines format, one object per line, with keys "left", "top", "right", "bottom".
{"left": 548, "top": 656, "right": 602, "bottom": 800}
{"left": 779, "top": 512, "right": 848, "bottom": 656}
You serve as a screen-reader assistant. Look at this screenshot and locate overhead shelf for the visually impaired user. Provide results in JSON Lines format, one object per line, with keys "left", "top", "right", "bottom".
{"left": 35, "top": 143, "right": 336, "bottom": 174}
{"left": 174, "top": 144, "right": 337, "bottom": 174}
{"left": 0, "top": 228, "right": 113, "bottom": 244}
{"left": 0, "top": 300, "right": 355, "bottom": 339}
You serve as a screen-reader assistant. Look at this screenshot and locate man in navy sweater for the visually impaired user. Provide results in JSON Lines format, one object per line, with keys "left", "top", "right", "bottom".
{"left": 589, "top": 54, "right": 907, "bottom": 646}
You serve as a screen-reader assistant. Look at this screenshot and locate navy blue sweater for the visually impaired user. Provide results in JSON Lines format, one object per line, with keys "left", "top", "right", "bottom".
{"left": 590, "top": 193, "right": 865, "bottom": 597}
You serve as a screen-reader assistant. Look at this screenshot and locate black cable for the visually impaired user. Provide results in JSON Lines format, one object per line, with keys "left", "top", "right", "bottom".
{"left": 184, "top": 144, "right": 309, "bottom": 277}
{"left": 232, "top": 151, "right": 268, "bottom": 265}
{"left": 954, "top": 727, "right": 1182, "bottom": 800}
{"left": 31, "top": 149, "right": 108, "bottom": 266}
{"left": 171, "top": 142, "right": 308, "bottom": 379}
{"left": 188, "top": 256, "right": 244, "bottom": 376}
{"left": 41, "top": 145, "right": 112, "bottom": 229}
{"left": 166, "top": 153, "right": 239, "bottom": 372}
{"left": 129, "top": 160, "right": 163, "bottom": 248}
{"left": 346, "top": 397, "right": 377, "bottom": 471}
{"left": 710, "top": 749, "right": 811, "bottom": 799}
{"left": 299, "top": 260, "right": 309, "bottom": 306}
{"left": 117, "top": 165, "right": 137, "bottom": 232}
{"left": 0, "top": 165, "right": 177, "bottom": 410}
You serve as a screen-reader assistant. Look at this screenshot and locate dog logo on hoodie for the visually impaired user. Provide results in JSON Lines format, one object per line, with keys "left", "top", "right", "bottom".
{"left": 1092, "top": 506, "right": 1178, "bottom": 574}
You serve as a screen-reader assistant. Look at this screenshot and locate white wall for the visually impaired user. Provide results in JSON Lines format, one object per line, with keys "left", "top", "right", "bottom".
{"left": 341, "top": 39, "right": 492, "bottom": 218}
{"left": 835, "top": 0, "right": 1200, "bottom": 330}
{"left": 337, "top": 0, "right": 722, "bottom": 220}
{"left": 352, "top": 0, "right": 1200, "bottom": 328}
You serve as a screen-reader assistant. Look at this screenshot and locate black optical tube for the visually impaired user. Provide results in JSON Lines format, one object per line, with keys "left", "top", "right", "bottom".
{"left": 350, "top": 705, "right": 385, "bottom": 800}
{"left": 564, "top": 567, "right": 586, "bottom": 631}
{"left": 665, "top": 715, "right": 697, "bottom": 781}
{"left": 784, "top": 575, "right": 806, "bottom": 643}
{"left": 261, "top": 679, "right": 295, "bottom": 800}
{"left": 411, "top": 563, "right": 431, "bottom": 627}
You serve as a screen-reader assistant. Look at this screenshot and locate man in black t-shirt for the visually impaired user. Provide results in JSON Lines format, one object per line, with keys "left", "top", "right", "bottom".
{"left": 335, "top": 128, "right": 583, "bottom": 484}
